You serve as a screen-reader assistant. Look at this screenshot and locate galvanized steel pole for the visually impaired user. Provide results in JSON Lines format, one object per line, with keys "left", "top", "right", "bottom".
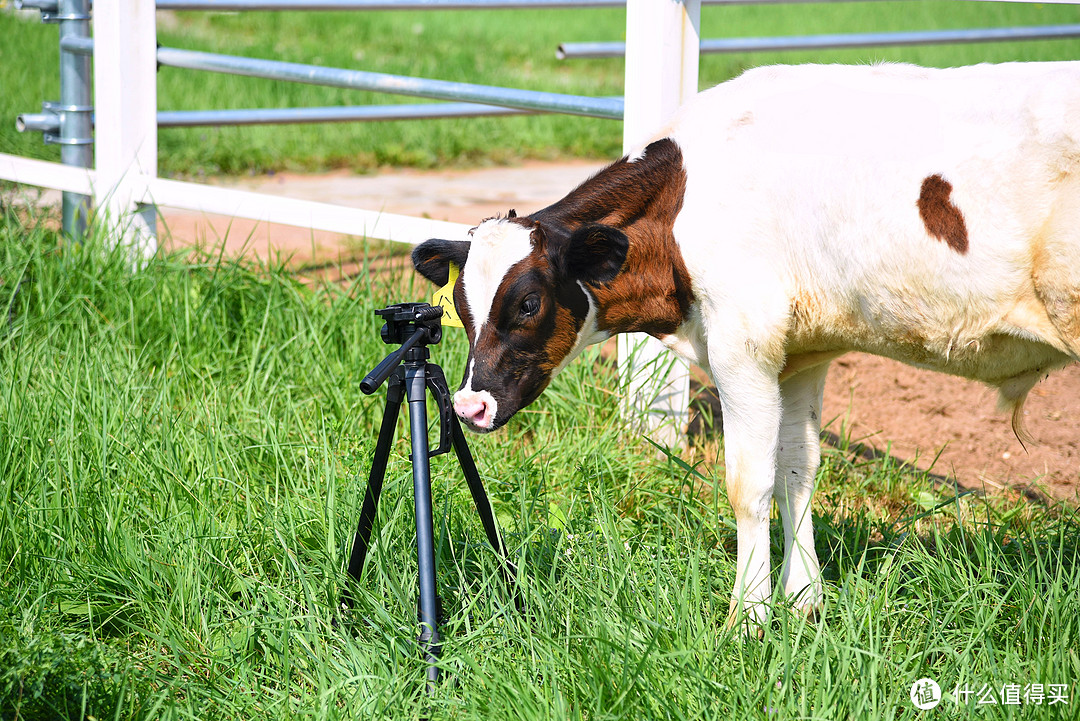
{"left": 20, "top": 101, "right": 553, "bottom": 132}
{"left": 57, "top": 0, "right": 93, "bottom": 240}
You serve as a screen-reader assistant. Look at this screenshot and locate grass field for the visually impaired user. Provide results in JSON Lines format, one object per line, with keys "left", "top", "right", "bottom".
{"left": 1, "top": 1, "right": 1078, "bottom": 175}
{"left": 2, "top": 212, "right": 1079, "bottom": 719}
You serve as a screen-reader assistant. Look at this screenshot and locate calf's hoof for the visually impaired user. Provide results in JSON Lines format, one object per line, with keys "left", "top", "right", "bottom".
{"left": 725, "top": 598, "right": 767, "bottom": 640}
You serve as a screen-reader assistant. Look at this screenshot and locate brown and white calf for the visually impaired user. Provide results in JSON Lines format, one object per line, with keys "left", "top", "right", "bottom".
{"left": 412, "top": 62, "right": 1080, "bottom": 625}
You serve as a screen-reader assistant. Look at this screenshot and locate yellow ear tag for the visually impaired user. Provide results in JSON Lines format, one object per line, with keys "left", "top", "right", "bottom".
{"left": 431, "top": 262, "right": 464, "bottom": 328}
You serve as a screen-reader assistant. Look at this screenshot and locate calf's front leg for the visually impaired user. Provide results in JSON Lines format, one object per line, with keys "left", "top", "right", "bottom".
{"left": 712, "top": 359, "right": 783, "bottom": 630}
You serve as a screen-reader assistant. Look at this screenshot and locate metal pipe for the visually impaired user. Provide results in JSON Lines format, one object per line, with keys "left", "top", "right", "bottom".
{"left": 61, "top": 36, "right": 622, "bottom": 117}
{"left": 13, "top": 0, "right": 59, "bottom": 12}
{"left": 153, "top": 0, "right": 901, "bottom": 9}
{"left": 156, "top": 101, "right": 541, "bottom": 126}
{"left": 153, "top": 45, "right": 624, "bottom": 118}
{"left": 58, "top": 35, "right": 93, "bottom": 54}
{"left": 58, "top": 0, "right": 93, "bottom": 241}
{"left": 60, "top": 38, "right": 620, "bottom": 118}
{"left": 18, "top": 101, "right": 548, "bottom": 133}
{"left": 157, "top": 0, "right": 624, "bottom": 9}
{"left": 15, "top": 113, "right": 61, "bottom": 134}
{"left": 558, "top": 24, "right": 1080, "bottom": 59}
{"left": 22, "top": 101, "right": 607, "bottom": 134}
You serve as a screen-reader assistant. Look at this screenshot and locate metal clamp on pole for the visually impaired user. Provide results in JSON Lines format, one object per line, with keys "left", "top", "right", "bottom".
{"left": 20, "top": 102, "right": 94, "bottom": 147}
{"left": 15, "top": 104, "right": 61, "bottom": 137}
{"left": 15, "top": 0, "right": 92, "bottom": 22}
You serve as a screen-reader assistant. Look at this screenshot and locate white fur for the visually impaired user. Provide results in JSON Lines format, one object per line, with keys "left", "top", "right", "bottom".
{"left": 457, "top": 218, "right": 534, "bottom": 399}
{"left": 460, "top": 218, "right": 534, "bottom": 334}
{"left": 653, "top": 62, "right": 1080, "bottom": 626}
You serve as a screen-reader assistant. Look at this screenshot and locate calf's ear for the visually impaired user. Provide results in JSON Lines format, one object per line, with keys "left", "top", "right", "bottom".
{"left": 564, "top": 224, "right": 629, "bottom": 285}
{"left": 412, "top": 239, "right": 471, "bottom": 286}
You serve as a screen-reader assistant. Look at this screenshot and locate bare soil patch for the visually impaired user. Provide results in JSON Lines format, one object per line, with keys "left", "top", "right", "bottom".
{"left": 151, "top": 162, "right": 1080, "bottom": 504}
{"left": 821, "top": 355, "right": 1079, "bottom": 503}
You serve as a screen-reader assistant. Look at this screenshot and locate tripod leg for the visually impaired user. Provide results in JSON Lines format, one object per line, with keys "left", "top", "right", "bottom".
{"left": 450, "top": 416, "right": 522, "bottom": 610}
{"left": 405, "top": 364, "right": 441, "bottom": 691}
{"left": 341, "top": 372, "right": 403, "bottom": 611}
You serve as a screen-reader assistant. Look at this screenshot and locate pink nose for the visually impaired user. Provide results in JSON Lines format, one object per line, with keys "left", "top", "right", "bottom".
{"left": 453, "top": 391, "right": 496, "bottom": 429}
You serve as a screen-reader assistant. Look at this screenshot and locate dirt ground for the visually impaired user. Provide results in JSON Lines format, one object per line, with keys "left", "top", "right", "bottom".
{"left": 821, "top": 355, "right": 1079, "bottom": 503}
{"left": 148, "top": 161, "right": 1079, "bottom": 504}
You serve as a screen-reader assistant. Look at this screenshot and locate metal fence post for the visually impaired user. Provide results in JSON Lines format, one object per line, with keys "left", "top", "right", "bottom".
{"left": 92, "top": 0, "right": 158, "bottom": 259}
{"left": 56, "top": 0, "right": 93, "bottom": 240}
{"left": 619, "top": 0, "right": 699, "bottom": 448}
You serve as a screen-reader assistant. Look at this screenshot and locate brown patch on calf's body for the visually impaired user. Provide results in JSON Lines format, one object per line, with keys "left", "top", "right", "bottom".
{"left": 594, "top": 246, "right": 694, "bottom": 337}
{"left": 533, "top": 138, "right": 695, "bottom": 337}
{"left": 917, "top": 174, "right": 969, "bottom": 253}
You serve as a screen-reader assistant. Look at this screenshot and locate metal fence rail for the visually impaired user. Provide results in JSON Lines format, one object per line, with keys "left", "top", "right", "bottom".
{"left": 56, "top": 35, "right": 624, "bottom": 119}
{"left": 19, "top": 0, "right": 899, "bottom": 11}
{"left": 156, "top": 46, "right": 625, "bottom": 119}
{"left": 156, "top": 0, "right": 629, "bottom": 8}
{"left": 559, "top": 23, "right": 1080, "bottom": 59}
{"left": 153, "top": 0, "right": 894, "bottom": 10}
{"left": 156, "top": 102, "right": 542, "bottom": 126}
{"left": 18, "top": 102, "right": 550, "bottom": 135}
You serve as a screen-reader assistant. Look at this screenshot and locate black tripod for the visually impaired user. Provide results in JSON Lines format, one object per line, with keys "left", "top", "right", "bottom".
{"left": 339, "top": 303, "right": 519, "bottom": 691}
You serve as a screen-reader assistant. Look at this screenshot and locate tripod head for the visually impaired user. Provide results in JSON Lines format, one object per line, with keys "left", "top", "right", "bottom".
{"left": 377, "top": 302, "right": 444, "bottom": 347}
{"left": 360, "top": 303, "right": 444, "bottom": 395}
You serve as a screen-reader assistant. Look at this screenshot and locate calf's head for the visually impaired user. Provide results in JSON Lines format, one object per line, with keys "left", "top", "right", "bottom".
{"left": 413, "top": 213, "right": 628, "bottom": 432}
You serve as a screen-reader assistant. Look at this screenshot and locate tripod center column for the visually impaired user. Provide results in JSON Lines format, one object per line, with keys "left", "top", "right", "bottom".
{"left": 404, "top": 359, "right": 441, "bottom": 687}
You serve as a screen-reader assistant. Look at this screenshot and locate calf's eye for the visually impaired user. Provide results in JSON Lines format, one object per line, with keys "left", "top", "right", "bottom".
{"left": 519, "top": 294, "right": 541, "bottom": 319}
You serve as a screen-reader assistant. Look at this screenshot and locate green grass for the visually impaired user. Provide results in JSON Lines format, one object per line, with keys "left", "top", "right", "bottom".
{"left": 2, "top": 2, "right": 1078, "bottom": 176}
{"left": 2, "top": 211, "right": 1079, "bottom": 720}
